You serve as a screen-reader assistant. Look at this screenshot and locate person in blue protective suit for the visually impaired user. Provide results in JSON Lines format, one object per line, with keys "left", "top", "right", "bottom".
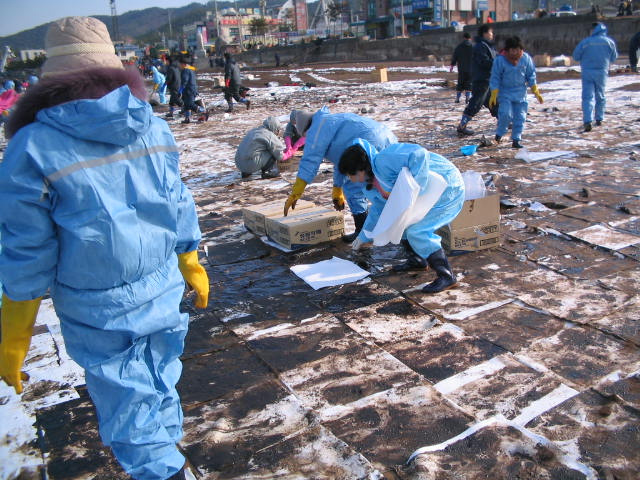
{"left": 0, "top": 79, "right": 15, "bottom": 94}
{"left": 572, "top": 22, "right": 618, "bottom": 132}
{"left": 283, "top": 107, "right": 397, "bottom": 243}
{"left": 0, "top": 17, "right": 208, "bottom": 480}
{"left": 488, "top": 36, "right": 544, "bottom": 149}
{"left": 338, "top": 139, "right": 465, "bottom": 293}
{"left": 151, "top": 65, "right": 167, "bottom": 104}
{"left": 456, "top": 24, "right": 499, "bottom": 136}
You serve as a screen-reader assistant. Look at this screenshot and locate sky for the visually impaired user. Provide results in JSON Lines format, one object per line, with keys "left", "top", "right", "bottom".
{"left": 0, "top": 1, "right": 207, "bottom": 37}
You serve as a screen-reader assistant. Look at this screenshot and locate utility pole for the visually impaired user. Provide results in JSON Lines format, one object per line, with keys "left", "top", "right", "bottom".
{"left": 109, "top": 0, "right": 120, "bottom": 42}
{"left": 235, "top": 1, "right": 244, "bottom": 49}
{"left": 1, "top": 46, "right": 12, "bottom": 72}
{"left": 213, "top": 0, "right": 220, "bottom": 39}
{"left": 400, "top": 0, "right": 406, "bottom": 36}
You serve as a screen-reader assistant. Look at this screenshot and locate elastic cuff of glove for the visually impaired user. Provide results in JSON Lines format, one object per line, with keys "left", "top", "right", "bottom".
{"left": 292, "top": 177, "right": 308, "bottom": 196}
{"left": 178, "top": 250, "right": 200, "bottom": 269}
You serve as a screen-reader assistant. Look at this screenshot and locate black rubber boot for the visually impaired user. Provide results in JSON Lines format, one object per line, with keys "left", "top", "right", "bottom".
{"left": 422, "top": 249, "right": 456, "bottom": 294}
{"left": 261, "top": 165, "right": 280, "bottom": 179}
{"left": 456, "top": 125, "right": 474, "bottom": 136}
{"left": 342, "top": 212, "right": 367, "bottom": 243}
{"left": 392, "top": 240, "right": 428, "bottom": 272}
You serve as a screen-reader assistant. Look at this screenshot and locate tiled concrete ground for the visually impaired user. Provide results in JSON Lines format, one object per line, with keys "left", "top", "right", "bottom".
{"left": 1, "top": 62, "right": 639, "bottom": 479}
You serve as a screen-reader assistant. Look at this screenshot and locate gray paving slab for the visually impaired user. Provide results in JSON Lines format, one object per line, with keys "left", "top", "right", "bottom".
{"left": 3, "top": 64, "right": 640, "bottom": 480}
{"left": 526, "top": 388, "right": 640, "bottom": 478}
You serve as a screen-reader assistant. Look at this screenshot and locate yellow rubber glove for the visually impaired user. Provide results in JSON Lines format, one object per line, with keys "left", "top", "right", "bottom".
{"left": 283, "top": 177, "right": 307, "bottom": 216}
{"left": 531, "top": 84, "right": 544, "bottom": 104}
{"left": 488, "top": 89, "right": 499, "bottom": 109}
{"left": 177, "top": 250, "right": 209, "bottom": 309}
{"left": 332, "top": 186, "right": 346, "bottom": 211}
{"left": 0, "top": 294, "right": 42, "bottom": 394}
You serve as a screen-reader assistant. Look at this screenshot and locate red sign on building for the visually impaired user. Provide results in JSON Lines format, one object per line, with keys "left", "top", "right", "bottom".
{"left": 294, "top": 0, "right": 308, "bottom": 31}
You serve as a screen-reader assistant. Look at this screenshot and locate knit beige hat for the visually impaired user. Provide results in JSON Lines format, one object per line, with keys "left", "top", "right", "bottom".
{"left": 42, "top": 16, "right": 123, "bottom": 76}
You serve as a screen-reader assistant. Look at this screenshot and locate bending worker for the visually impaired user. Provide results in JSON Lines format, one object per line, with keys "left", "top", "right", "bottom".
{"left": 338, "top": 139, "right": 465, "bottom": 293}
{"left": 0, "top": 17, "right": 208, "bottom": 480}
{"left": 283, "top": 107, "right": 397, "bottom": 243}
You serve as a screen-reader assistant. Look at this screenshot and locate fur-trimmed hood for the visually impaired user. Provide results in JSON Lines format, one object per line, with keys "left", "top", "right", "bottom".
{"left": 6, "top": 66, "right": 147, "bottom": 139}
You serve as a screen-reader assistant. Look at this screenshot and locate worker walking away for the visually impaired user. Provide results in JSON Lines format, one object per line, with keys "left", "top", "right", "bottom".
{"left": 223, "top": 52, "right": 250, "bottom": 112}
{"left": 235, "top": 116, "right": 285, "bottom": 179}
{"left": 164, "top": 55, "right": 183, "bottom": 119}
{"left": 450, "top": 31, "right": 473, "bottom": 104}
{"left": 339, "top": 139, "right": 465, "bottom": 293}
{"left": 0, "top": 17, "right": 208, "bottom": 480}
{"left": 179, "top": 55, "right": 199, "bottom": 124}
{"left": 488, "top": 36, "right": 544, "bottom": 148}
{"left": 456, "top": 24, "right": 498, "bottom": 136}
{"left": 283, "top": 107, "right": 397, "bottom": 243}
{"left": 572, "top": 22, "right": 618, "bottom": 132}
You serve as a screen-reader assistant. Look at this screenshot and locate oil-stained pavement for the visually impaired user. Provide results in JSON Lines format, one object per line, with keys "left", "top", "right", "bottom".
{"left": 1, "top": 62, "right": 640, "bottom": 479}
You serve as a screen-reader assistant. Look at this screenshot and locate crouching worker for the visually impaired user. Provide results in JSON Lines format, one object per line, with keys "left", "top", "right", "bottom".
{"left": 339, "top": 139, "right": 465, "bottom": 294}
{"left": 0, "top": 17, "right": 209, "bottom": 480}
{"left": 235, "top": 116, "right": 284, "bottom": 179}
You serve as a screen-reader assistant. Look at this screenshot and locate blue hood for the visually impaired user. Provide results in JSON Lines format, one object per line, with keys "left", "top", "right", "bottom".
{"left": 36, "top": 85, "right": 152, "bottom": 147}
{"left": 592, "top": 23, "right": 607, "bottom": 36}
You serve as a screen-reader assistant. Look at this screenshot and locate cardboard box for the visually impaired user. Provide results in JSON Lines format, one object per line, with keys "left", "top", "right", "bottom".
{"left": 533, "top": 54, "right": 551, "bottom": 67}
{"left": 437, "top": 193, "right": 501, "bottom": 253}
{"left": 243, "top": 199, "right": 315, "bottom": 236}
{"left": 266, "top": 207, "right": 344, "bottom": 249}
{"left": 372, "top": 67, "right": 388, "bottom": 83}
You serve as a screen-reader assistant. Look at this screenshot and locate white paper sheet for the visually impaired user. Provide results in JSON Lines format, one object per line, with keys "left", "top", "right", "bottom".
{"left": 515, "top": 148, "right": 574, "bottom": 163}
{"left": 290, "top": 256, "right": 370, "bottom": 290}
{"left": 363, "top": 167, "right": 447, "bottom": 246}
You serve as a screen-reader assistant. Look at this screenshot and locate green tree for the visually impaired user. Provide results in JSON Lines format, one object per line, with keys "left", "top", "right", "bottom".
{"left": 248, "top": 16, "right": 268, "bottom": 42}
{"left": 280, "top": 7, "right": 294, "bottom": 32}
{"left": 5, "top": 56, "right": 45, "bottom": 72}
{"left": 326, "top": 1, "right": 343, "bottom": 38}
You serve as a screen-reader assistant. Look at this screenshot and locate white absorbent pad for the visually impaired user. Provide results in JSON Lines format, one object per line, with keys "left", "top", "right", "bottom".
{"left": 290, "top": 256, "right": 370, "bottom": 290}
{"left": 364, "top": 167, "right": 447, "bottom": 246}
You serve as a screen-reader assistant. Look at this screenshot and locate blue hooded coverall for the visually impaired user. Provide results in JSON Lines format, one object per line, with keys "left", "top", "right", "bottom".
{"left": 489, "top": 52, "right": 537, "bottom": 142}
{"left": 296, "top": 107, "right": 397, "bottom": 215}
{"left": 572, "top": 23, "right": 618, "bottom": 124}
{"left": 151, "top": 66, "right": 167, "bottom": 104}
{"left": 0, "top": 85, "right": 201, "bottom": 480}
{"left": 355, "top": 139, "right": 465, "bottom": 259}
